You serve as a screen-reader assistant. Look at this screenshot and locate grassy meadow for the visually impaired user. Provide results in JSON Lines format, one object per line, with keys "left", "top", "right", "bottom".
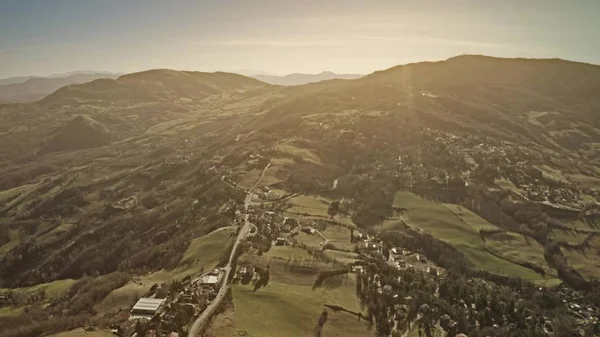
{"left": 393, "top": 191, "right": 558, "bottom": 284}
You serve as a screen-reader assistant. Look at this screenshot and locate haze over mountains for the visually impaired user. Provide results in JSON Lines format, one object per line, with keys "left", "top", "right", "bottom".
{"left": 0, "top": 70, "right": 363, "bottom": 104}
{"left": 0, "top": 72, "right": 120, "bottom": 103}
{"left": 250, "top": 71, "right": 363, "bottom": 85}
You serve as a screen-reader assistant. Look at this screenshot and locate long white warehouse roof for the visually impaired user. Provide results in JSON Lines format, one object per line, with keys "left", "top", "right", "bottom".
{"left": 132, "top": 298, "right": 166, "bottom": 312}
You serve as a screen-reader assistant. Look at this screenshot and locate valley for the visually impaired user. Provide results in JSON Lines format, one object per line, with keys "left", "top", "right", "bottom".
{"left": 1, "top": 56, "right": 600, "bottom": 337}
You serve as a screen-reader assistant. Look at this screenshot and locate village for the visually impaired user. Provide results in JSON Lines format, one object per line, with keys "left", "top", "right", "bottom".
{"left": 104, "top": 155, "right": 600, "bottom": 337}
{"left": 116, "top": 193, "right": 599, "bottom": 336}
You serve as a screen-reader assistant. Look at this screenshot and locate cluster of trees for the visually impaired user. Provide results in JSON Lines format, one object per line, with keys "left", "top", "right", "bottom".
{"left": 313, "top": 269, "right": 348, "bottom": 289}
{"left": 0, "top": 313, "right": 93, "bottom": 337}
{"left": 0, "top": 226, "right": 10, "bottom": 247}
{"left": 355, "top": 252, "right": 577, "bottom": 337}
{"left": 252, "top": 265, "right": 270, "bottom": 292}
{"left": 0, "top": 289, "right": 45, "bottom": 307}
{"left": 0, "top": 273, "right": 128, "bottom": 337}
{"left": 0, "top": 163, "right": 59, "bottom": 191}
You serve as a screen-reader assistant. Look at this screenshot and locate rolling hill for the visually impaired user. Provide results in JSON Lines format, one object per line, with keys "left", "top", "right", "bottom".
{"left": 39, "top": 115, "right": 114, "bottom": 155}
{"left": 42, "top": 69, "right": 271, "bottom": 104}
{"left": 0, "top": 73, "right": 120, "bottom": 103}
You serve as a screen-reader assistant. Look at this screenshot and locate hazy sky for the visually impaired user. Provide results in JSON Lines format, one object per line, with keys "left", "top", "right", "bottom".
{"left": 1, "top": 0, "right": 599, "bottom": 77}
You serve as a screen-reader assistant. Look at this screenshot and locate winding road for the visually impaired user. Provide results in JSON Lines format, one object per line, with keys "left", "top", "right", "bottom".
{"left": 188, "top": 163, "right": 270, "bottom": 336}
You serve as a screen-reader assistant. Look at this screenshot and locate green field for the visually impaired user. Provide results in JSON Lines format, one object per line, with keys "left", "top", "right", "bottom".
{"left": 535, "top": 165, "right": 569, "bottom": 183}
{"left": 296, "top": 231, "right": 327, "bottom": 249}
{"left": 0, "top": 229, "right": 21, "bottom": 255}
{"left": 270, "top": 157, "right": 295, "bottom": 166}
{"left": 495, "top": 178, "right": 527, "bottom": 197}
{"left": 265, "top": 245, "right": 314, "bottom": 261}
{"left": 549, "top": 229, "right": 590, "bottom": 245}
{"left": 393, "top": 192, "right": 557, "bottom": 284}
{"left": 259, "top": 165, "right": 284, "bottom": 187}
{"left": 0, "top": 279, "right": 76, "bottom": 317}
{"left": 284, "top": 213, "right": 357, "bottom": 228}
{"left": 484, "top": 232, "right": 555, "bottom": 276}
{"left": 442, "top": 204, "right": 499, "bottom": 231}
{"left": 567, "top": 173, "right": 600, "bottom": 190}
{"left": 563, "top": 236, "right": 600, "bottom": 281}
{"left": 238, "top": 169, "right": 262, "bottom": 190}
{"left": 230, "top": 277, "right": 368, "bottom": 337}
{"left": 564, "top": 219, "right": 600, "bottom": 232}
{"left": 275, "top": 143, "right": 322, "bottom": 165}
{"left": 0, "top": 305, "right": 25, "bottom": 317}
{"left": 321, "top": 225, "right": 355, "bottom": 251}
{"left": 97, "top": 227, "right": 235, "bottom": 313}
{"left": 0, "top": 279, "right": 76, "bottom": 301}
{"left": 324, "top": 250, "right": 359, "bottom": 264}
{"left": 284, "top": 195, "right": 332, "bottom": 217}
{"left": 178, "top": 226, "right": 236, "bottom": 273}
{"left": 22, "top": 279, "right": 76, "bottom": 300}
{"left": 0, "top": 183, "right": 38, "bottom": 204}
{"left": 48, "top": 328, "right": 115, "bottom": 337}
{"left": 240, "top": 253, "right": 337, "bottom": 286}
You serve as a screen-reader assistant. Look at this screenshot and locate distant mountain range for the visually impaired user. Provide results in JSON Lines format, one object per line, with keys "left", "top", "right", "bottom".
{"left": 0, "top": 72, "right": 121, "bottom": 103}
{"left": 251, "top": 71, "right": 363, "bottom": 86}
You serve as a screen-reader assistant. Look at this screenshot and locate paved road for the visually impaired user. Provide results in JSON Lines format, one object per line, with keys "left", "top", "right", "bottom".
{"left": 188, "top": 163, "right": 270, "bottom": 336}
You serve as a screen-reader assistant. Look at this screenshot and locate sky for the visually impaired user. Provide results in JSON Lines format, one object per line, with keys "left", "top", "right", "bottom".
{"left": 1, "top": 0, "right": 599, "bottom": 78}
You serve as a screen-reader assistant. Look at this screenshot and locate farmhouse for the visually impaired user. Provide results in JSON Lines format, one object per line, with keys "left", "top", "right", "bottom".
{"left": 130, "top": 298, "right": 166, "bottom": 319}
{"left": 200, "top": 275, "right": 220, "bottom": 288}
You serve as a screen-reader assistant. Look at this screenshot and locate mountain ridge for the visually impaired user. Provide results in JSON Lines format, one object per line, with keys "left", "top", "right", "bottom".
{"left": 252, "top": 71, "right": 363, "bottom": 85}
{"left": 42, "top": 70, "right": 271, "bottom": 104}
{"left": 0, "top": 72, "right": 120, "bottom": 103}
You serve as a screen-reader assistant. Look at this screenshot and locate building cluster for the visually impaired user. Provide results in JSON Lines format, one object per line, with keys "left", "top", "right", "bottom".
{"left": 557, "top": 284, "right": 599, "bottom": 327}
{"left": 387, "top": 247, "right": 440, "bottom": 277}
{"left": 126, "top": 268, "right": 225, "bottom": 337}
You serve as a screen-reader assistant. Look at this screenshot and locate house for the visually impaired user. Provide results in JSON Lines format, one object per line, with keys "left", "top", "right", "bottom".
{"left": 284, "top": 218, "right": 298, "bottom": 227}
{"left": 130, "top": 298, "right": 166, "bottom": 320}
{"left": 301, "top": 226, "right": 314, "bottom": 234}
{"left": 275, "top": 237, "right": 286, "bottom": 246}
{"left": 201, "top": 275, "right": 220, "bottom": 288}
